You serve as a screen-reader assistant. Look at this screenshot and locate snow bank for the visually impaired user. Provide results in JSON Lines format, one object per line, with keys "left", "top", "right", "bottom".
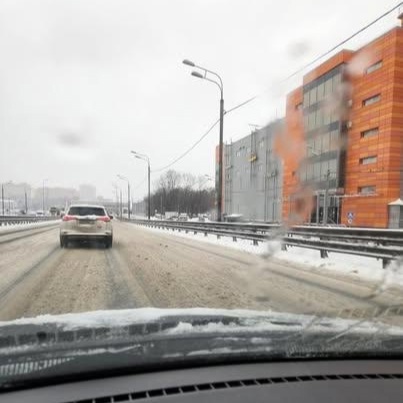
{"left": 0, "top": 220, "right": 60, "bottom": 234}
{"left": 140, "top": 225, "right": 403, "bottom": 287}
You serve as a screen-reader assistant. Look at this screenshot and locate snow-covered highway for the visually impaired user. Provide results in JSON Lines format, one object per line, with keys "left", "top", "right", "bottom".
{"left": 0, "top": 221, "right": 402, "bottom": 324}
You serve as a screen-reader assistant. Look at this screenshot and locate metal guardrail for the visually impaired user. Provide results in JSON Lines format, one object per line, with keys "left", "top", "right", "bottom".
{"left": 0, "top": 215, "right": 58, "bottom": 227}
{"left": 127, "top": 219, "right": 403, "bottom": 268}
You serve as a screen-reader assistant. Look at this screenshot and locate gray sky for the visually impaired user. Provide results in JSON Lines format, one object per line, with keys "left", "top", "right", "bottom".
{"left": 0, "top": 0, "right": 400, "bottom": 199}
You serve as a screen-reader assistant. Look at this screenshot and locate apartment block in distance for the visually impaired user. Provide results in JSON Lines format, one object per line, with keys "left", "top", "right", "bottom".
{"left": 221, "top": 120, "right": 283, "bottom": 222}
{"left": 282, "top": 13, "right": 403, "bottom": 228}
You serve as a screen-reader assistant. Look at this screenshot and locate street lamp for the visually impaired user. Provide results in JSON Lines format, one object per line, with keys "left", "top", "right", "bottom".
{"left": 111, "top": 182, "right": 119, "bottom": 217}
{"left": 131, "top": 151, "right": 151, "bottom": 220}
{"left": 117, "top": 175, "right": 131, "bottom": 220}
{"left": 0, "top": 182, "right": 11, "bottom": 216}
{"left": 42, "top": 179, "right": 48, "bottom": 214}
{"left": 1, "top": 183, "right": 5, "bottom": 216}
{"left": 183, "top": 58, "right": 224, "bottom": 222}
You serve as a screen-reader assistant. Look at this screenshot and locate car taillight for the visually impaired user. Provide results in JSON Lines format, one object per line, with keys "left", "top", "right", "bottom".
{"left": 62, "top": 215, "right": 76, "bottom": 221}
{"left": 97, "top": 216, "right": 111, "bottom": 222}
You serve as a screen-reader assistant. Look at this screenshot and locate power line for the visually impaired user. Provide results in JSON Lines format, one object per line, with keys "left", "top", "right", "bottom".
{"left": 152, "top": 118, "right": 220, "bottom": 173}
{"left": 151, "top": 2, "right": 402, "bottom": 174}
{"left": 225, "top": 1, "right": 402, "bottom": 115}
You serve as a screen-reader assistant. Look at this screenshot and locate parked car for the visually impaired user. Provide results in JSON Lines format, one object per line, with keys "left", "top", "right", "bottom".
{"left": 59, "top": 204, "right": 113, "bottom": 248}
{"left": 178, "top": 213, "right": 189, "bottom": 221}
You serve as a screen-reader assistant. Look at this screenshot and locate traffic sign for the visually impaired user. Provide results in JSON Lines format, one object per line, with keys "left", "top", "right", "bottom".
{"left": 347, "top": 212, "right": 354, "bottom": 220}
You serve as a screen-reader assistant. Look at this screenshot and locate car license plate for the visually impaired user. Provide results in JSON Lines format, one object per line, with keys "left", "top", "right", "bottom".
{"left": 79, "top": 219, "right": 94, "bottom": 225}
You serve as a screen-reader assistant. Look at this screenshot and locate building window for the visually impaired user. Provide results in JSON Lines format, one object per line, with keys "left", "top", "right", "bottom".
{"left": 362, "top": 94, "right": 381, "bottom": 107}
{"left": 360, "top": 155, "right": 377, "bottom": 165}
{"left": 317, "top": 82, "right": 325, "bottom": 102}
{"left": 258, "top": 164, "right": 263, "bottom": 172}
{"left": 309, "top": 87, "right": 317, "bottom": 106}
{"left": 236, "top": 150, "right": 241, "bottom": 157}
{"left": 295, "top": 102, "right": 303, "bottom": 110}
{"left": 332, "top": 73, "right": 341, "bottom": 90}
{"left": 358, "top": 185, "right": 376, "bottom": 195}
{"left": 324, "top": 77, "right": 333, "bottom": 95}
{"left": 361, "top": 127, "right": 379, "bottom": 139}
{"left": 303, "top": 91, "right": 309, "bottom": 108}
{"left": 259, "top": 139, "right": 265, "bottom": 148}
{"left": 365, "top": 60, "right": 382, "bottom": 74}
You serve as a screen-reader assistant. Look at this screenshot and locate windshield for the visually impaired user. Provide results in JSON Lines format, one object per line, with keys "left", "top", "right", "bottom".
{"left": 1, "top": 0, "right": 403, "bottom": 390}
{"left": 68, "top": 206, "right": 106, "bottom": 216}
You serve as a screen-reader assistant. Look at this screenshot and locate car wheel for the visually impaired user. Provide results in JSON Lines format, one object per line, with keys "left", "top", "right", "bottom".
{"left": 60, "top": 236, "right": 66, "bottom": 248}
{"left": 105, "top": 236, "right": 113, "bottom": 248}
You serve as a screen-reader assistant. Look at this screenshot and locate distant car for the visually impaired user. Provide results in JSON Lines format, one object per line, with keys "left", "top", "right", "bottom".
{"left": 35, "top": 210, "right": 44, "bottom": 217}
{"left": 224, "top": 214, "right": 244, "bottom": 223}
{"left": 59, "top": 204, "right": 113, "bottom": 248}
{"left": 178, "top": 214, "right": 189, "bottom": 221}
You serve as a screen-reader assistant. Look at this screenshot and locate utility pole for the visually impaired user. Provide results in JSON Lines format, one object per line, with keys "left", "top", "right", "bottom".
{"left": 147, "top": 161, "right": 151, "bottom": 220}
{"left": 127, "top": 182, "right": 131, "bottom": 220}
{"left": 24, "top": 189, "right": 28, "bottom": 214}
{"left": 120, "top": 189, "right": 123, "bottom": 218}
{"left": 131, "top": 151, "right": 151, "bottom": 220}
{"left": 160, "top": 194, "right": 163, "bottom": 216}
{"left": 182, "top": 59, "right": 224, "bottom": 221}
{"left": 218, "top": 96, "right": 224, "bottom": 222}
{"left": 1, "top": 184, "right": 4, "bottom": 216}
{"left": 42, "top": 180, "right": 45, "bottom": 213}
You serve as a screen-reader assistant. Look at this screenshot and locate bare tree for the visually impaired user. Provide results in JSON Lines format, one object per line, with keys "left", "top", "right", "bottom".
{"left": 141, "top": 169, "right": 215, "bottom": 217}
{"left": 165, "top": 170, "right": 182, "bottom": 190}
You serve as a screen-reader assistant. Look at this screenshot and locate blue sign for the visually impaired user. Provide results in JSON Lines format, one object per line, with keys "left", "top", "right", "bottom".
{"left": 347, "top": 212, "right": 354, "bottom": 220}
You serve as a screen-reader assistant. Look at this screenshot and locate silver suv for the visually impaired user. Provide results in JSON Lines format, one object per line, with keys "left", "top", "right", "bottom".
{"left": 60, "top": 204, "right": 113, "bottom": 248}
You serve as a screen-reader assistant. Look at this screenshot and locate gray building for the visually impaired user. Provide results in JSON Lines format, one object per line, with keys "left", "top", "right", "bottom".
{"left": 222, "top": 120, "right": 283, "bottom": 222}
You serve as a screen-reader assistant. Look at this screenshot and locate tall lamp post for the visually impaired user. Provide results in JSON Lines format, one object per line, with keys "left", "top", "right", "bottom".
{"left": 42, "top": 179, "right": 48, "bottom": 214}
{"left": 112, "top": 182, "right": 119, "bottom": 217}
{"left": 117, "top": 175, "right": 131, "bottom": 220}
{"left": 1, "top": 183, "right": 4, "bottom": 216}
{"left": 131, "top": 151, "right": 151, "bottom": 220}
{"left": 182, "top": 59, "right": 224, "bottom": 222}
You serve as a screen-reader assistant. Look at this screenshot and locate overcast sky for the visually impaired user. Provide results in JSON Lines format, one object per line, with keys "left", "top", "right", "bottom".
{"left": 0, "top": 0, "right": 401, "bottom": 200}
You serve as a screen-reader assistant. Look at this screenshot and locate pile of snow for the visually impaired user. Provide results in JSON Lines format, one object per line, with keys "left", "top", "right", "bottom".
{"left": 141, "top": 225, "right": 403, "bottom": 287}
{"left": 0, "top": 219, "right": 60, "bottom": 234}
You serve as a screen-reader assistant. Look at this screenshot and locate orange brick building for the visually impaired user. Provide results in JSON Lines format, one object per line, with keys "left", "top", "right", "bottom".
{"left": 282, "top": 15, "right": 403, "bottom": 228}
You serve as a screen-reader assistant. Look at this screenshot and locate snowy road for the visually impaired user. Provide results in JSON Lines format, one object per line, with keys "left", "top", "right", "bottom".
{"left": 0, "top": 221, "right": 402, "bottom": 322}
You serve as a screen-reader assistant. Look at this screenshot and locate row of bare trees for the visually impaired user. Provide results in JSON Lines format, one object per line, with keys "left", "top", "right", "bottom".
{"left": 137, "top": 170, "right": 215, "bottom": 216}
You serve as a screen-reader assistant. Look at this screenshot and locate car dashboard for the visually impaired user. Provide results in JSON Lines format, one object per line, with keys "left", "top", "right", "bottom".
{"left": 2, "top": 359, "right": 403, "bottom": 402}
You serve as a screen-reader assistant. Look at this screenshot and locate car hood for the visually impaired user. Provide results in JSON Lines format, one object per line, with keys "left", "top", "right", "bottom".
{"left": 0, "top": 308, "right": 402, "bottom": 390}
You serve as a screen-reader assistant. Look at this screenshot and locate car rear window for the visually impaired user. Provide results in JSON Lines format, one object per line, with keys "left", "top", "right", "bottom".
{"left": 68, "top": 207, "right": 106, "bottom": 216}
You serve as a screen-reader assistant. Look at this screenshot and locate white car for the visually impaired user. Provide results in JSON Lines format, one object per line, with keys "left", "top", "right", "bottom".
{"left": 59, "top": 204, "right": 113, "bottom": 248}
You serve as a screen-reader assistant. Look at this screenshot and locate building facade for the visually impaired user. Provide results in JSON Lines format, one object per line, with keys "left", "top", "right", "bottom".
{"left": 222, "top": 120, "right": 283, "bottom": 222}
{"left": 283, "top": 15, "right": 403, "bottom": 228}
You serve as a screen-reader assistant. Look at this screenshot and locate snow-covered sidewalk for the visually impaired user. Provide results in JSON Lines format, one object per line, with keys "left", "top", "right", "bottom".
{"left": 139, "top": 224, "right": 403, "bottom": 287}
